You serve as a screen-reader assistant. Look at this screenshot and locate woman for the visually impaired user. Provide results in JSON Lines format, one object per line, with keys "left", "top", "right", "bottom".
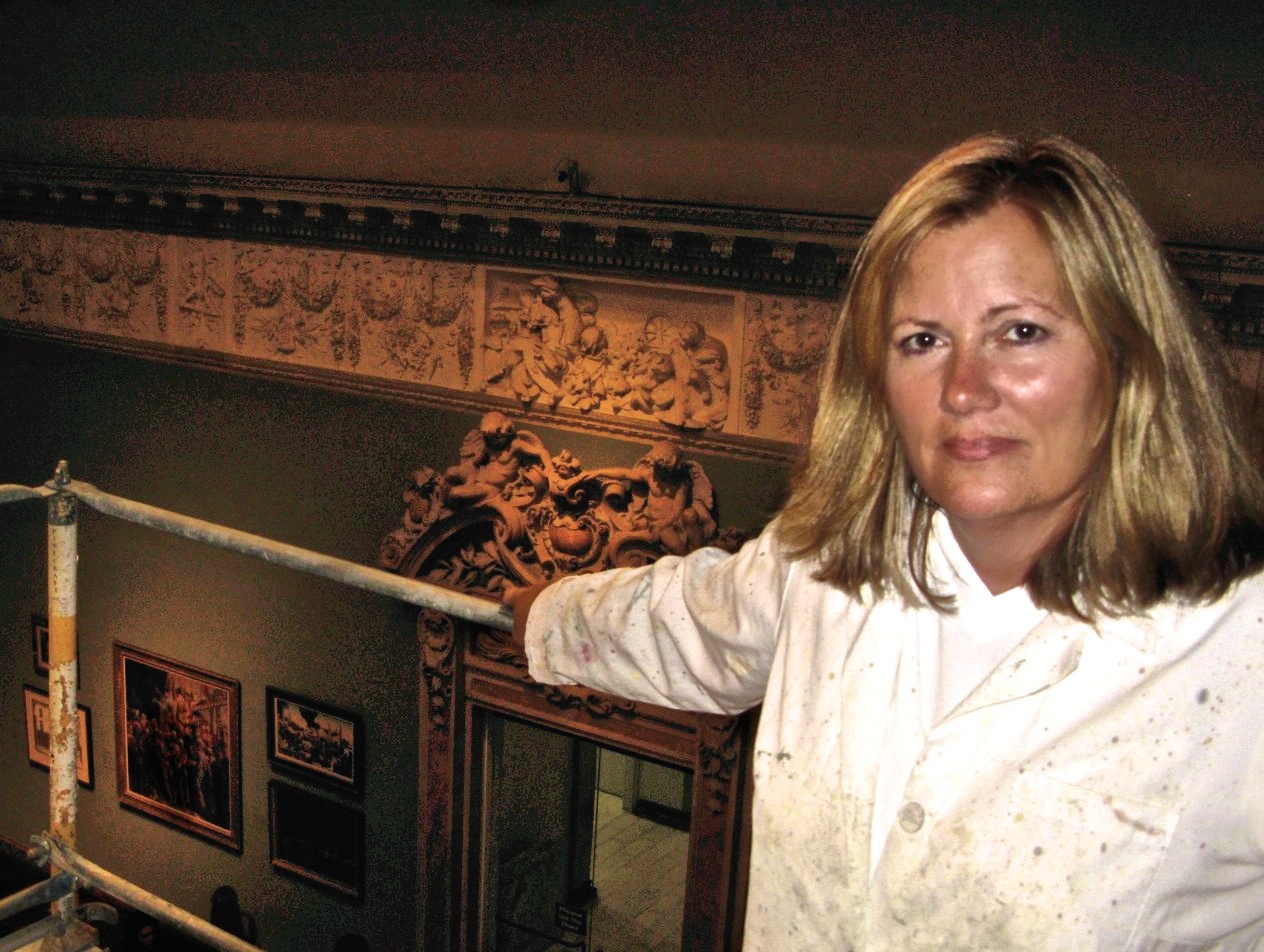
{"left": 511, "top": 134, "right": 1264, "bottom": 950}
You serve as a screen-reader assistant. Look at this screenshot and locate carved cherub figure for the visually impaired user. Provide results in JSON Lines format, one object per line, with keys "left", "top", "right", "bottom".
{"left": 631, "top": 441, "right": 718, "bottom": 553}
{"left": 675, "top": 319, "right": 730, "bottom": 430}
{"left": 442, "top": 412, "right": 555, "bottom": 515}
{"left": 584, "top": 441, "right": 718, "bottom": 556}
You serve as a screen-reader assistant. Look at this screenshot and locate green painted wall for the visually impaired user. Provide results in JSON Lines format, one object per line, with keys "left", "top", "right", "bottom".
{"left": 0, "top": 332, "right": 788, "bottom": 950}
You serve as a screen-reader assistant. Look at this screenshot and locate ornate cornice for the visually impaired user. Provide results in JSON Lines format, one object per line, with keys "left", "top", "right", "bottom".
{"left": 2, "top": 161, "right": 1260, "bottom": 471}
{"left": 0, "top": 161, "right": 868, "bottom": 299}
{"left": 2, "top": 161, "right": 1261, "bottom": 347}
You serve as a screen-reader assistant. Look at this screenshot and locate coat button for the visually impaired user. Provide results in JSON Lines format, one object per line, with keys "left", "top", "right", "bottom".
{"left": 897, "top": 801, "right": 926, "bottom": 833}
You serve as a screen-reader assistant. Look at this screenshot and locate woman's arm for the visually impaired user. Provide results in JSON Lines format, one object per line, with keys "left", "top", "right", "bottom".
{"left": 513, "top": 522, "right": 792, "bottom": 715}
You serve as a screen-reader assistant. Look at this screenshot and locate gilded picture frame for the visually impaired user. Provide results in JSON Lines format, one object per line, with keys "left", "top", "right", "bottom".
{"left": 114, "top": 643, "right": 242, "bottom": 851}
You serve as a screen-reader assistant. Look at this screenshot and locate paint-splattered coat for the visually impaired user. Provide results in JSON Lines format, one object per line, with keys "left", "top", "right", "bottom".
{"left": 525, "top": 515, "right": 1264, "bottom": 950}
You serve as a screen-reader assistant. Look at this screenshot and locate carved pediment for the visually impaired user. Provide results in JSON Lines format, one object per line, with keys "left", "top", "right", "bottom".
{"left": 383, "top": 414, "right": 758, "bottom": 952}
{"left": 379, "top": 411, "right": 745, "bottom": 596}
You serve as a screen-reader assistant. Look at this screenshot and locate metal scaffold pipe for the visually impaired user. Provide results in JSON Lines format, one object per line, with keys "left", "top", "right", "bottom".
{"left": 46, "top": 461, "right": 80, "bottom": 927}
{"left": 0, "top": 460, "right": 518, "bottom": 951}
{"left": 0, "top": 483, "right": 54, "bottom": 504}
{"left": 34, "top": 836, "right": 261, "bottom": 952}
{"left": 0, "top": 463, "right": 513, "bottom": 632}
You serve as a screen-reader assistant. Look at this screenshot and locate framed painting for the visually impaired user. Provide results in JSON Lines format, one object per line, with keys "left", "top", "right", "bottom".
{"left": 266, "top": 687, "right": 364, "bottom": 792}
{"left": 113, "top": 643, "right": 242, "bottom": 851}
{"left": 268, "top": 780, "right": 365, "bottom": 900}
{"left": 31, "top": 615, "right": 49, "bottom": 676}
{"left": 24, "top": 684, "right": 94, "bottom": 788}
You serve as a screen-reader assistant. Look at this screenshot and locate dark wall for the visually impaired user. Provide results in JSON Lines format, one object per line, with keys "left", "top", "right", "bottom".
{"left": 0, "top": 332, "right": 789, "bottom": 950}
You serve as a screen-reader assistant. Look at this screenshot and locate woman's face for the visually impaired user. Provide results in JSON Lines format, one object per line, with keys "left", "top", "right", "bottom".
{"left": 883, "top": 202, "right": 1110, "bottom": 557}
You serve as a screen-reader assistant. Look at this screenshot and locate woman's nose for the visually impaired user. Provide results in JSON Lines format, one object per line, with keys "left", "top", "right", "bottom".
{"left": 941, "top": 347, "right": 1000, "bottom": 414}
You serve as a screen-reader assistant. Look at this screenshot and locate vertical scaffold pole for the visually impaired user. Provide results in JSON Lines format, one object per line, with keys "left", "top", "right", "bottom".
{"left": 46, "top": 460, "right": 80, "bottom": 925}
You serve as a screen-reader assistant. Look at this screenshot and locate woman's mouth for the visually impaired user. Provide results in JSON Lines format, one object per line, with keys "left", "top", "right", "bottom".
{"left": 942, "top": 436, "right": 1020, "bottom": 461}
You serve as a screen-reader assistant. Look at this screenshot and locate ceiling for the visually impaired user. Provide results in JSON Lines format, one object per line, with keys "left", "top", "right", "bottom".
{"left": 1, "top": 0, "right": 1261, "bottom": 247}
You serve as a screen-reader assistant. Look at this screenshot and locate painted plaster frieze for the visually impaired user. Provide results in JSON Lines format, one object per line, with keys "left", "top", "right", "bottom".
{"left": 482, "top": 270, "right": 735, "bottom": 431}
{"left": 1, "top": 220, "right": 832, "bottom": 455}
{"left": 3, "top": 166, "right": 1262, "bottom": 463}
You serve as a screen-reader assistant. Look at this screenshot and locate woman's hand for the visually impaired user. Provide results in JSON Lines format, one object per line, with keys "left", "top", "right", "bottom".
{"left": 502, "top": 581, "right": 555, "bottom": 650}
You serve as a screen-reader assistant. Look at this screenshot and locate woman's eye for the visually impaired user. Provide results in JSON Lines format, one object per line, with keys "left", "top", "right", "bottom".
{"left": 1003, "top": 322, "right": 1047, "bottom": 344}
{"left": 897, "top": 331, "right": 939, "bottom": 353}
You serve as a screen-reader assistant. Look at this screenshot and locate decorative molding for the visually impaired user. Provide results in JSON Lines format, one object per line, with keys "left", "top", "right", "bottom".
{"left": 538, "top": 687, "right": 640, "bottom": 721}
{"left": 0, "top": 217, "right": 834, "bottom": 460}
{"left": 1167, "top": 246, "right": 1264, "bottom": 349}
{"left": 379, "top": 411, "right": 745, "bottom": 593}
{"left": 2, "top": 163, "right": 1261, "bottom": 344}
{"left": 418, "top": 610, "right": 457, "bottom": 738}
{"left": 379, "top": 410, "right": 748, "bottom": 737}
{"left": 387, "top": 415, "right": 756, "bottom": 951}
{"left": 0, "top": 161, "right": 868, "bottom": 298}
{"left": 698, "top": 716, "right": 744, "bottom": 820}
{"left": 2, "top": 162, "right": 1261, "bottom": 466}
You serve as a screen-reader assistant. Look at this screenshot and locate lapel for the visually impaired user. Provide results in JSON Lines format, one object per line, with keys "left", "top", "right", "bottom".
{"left": 926, "top": 516, "right": 1091, "bottom": 721}
{"left": 948, "top": 615, "right": 1088, "bottom": 719}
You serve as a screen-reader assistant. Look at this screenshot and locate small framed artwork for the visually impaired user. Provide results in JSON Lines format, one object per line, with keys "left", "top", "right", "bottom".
{"left": 266, "top": 687, "right": 364, "bottom": 793}
{"left": 113, "top": 643, "right": 242, "bottom": 852}
{"left": 268, "top": 780, "right": 365, "bottom": 900}
{"left": 24, "top": 684, "right": 94, "bottom": 789}
{"left": 32, "top": 615, "right": 49, "bottom": 676}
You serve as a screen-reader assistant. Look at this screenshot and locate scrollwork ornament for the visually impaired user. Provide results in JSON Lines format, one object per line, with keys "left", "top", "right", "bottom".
{"left": 419, "top": 608, "right": 456, "bottom": 736}
{"left": 472, "top": 628, "right": 525, "bottom": 670}
{"left": 384, "top": 412, "right": 742, "bottom": 592}
{"left": 697, "top": 715, "right": 741, "bottom": 818}
{"left": 540, "top": 685, "right": 638, "bottom": 720}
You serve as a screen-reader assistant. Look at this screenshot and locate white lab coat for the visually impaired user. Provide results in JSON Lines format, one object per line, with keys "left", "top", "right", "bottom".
{"left": 525, "top": 515, "right": 1264, "bottom": 951}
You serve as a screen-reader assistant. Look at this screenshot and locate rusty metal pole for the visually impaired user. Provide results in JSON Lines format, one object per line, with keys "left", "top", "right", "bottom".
{"left": 46, "top": 460, "right": 80, "bottom": 927}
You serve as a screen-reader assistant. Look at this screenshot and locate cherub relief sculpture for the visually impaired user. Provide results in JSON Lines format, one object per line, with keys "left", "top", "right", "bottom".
{"left": 675, "top": 318, "right": 730, "bottom": 430}
{"left": 440, "top": 410, "right": 556, "bottom": 544}
{"left": 487, "top": 274, "right": 579, "bottom": 408}
{"left": 486, "top": 273, "right": 731, "bottom": 431}
{"left": 607, "top": 313, "right": 730, "bottom": 430}
{"left": 379, "top": 412, "right": 742, "bottom": 601}
{"left": 580, "top": 441, "right": 719, "bottom": 557}
{"left": 560, "top": 291, "right": 609, "bottom": 411}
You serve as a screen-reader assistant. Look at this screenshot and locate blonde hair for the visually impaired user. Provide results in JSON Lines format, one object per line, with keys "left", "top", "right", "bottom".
{"left": 778, "top": 133, "right": 1264, "bottom": 618}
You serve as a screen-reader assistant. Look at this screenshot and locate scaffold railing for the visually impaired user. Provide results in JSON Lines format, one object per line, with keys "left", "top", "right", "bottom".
{"left": 0, "top": 461, "right": 513, "bottom": 951}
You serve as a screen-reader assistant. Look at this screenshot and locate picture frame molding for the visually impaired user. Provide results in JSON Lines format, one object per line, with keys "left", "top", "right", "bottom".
{"left": 31, "top": 614, "right": 49, "bottom": 677}
{"left": 23, "top": 683, "right": 94, "bottom": 789}
{"left": 265, "top": 686, "right": 365, "bottom": 793}
{"left": 268, "top": 779, "right": 365, "bottom": 901}
{"left": 113, "top": 642, "right": 242, "bottom": 852}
